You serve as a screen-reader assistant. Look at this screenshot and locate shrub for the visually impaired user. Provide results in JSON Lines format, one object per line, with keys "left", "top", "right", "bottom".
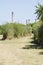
{"left": 0, "top": 22, "right": 32, "bottom": 40}
{"left": 32, "top": 21, "right": 41, "bottom": 41}
{"left": 0, "top": 23, "right": 14, "bottom": 40}
{"left": 13, "top": 23, "right": 28, "bottom": 37}
{"left": 27, "top": 24, "right": 32, "bottom": 35}
{"left": 0, "top": 26, "right": 3, "bottom": 34}
{"left": 38, "top": 24, "right": 43, "bottom": 46}
{"left": 7, "top": 23, "right": 14, "bottom": 39}
{"left": 1, "top": 24, "right": 8, "bottom": 39}
{"left": 32, "top": 21, "right": 43, "bottom": 46}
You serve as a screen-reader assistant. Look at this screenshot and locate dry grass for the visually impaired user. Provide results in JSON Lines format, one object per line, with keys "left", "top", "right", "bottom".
{"left": 0, "top": 35, "right": 43, "bottom": 65}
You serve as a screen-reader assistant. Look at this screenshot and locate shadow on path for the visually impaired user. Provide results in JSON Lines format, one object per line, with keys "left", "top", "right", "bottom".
{"left": 39, "top": 52, "right": 43, "bottom": 55}
{"left": 22, "top": 36, "right": 43, "bottom": 49}
{"left": 22, "top": 44, "right": 40, "bottom": 49}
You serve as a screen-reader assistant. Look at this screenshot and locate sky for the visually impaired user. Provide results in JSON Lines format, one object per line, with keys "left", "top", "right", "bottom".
{"left": 0, "top": 0, "right": 43, "bottom": 24}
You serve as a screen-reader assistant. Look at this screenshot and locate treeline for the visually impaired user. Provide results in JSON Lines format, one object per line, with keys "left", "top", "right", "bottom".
{"left": 0, "top": 23, "right": 32, "bottom": 40}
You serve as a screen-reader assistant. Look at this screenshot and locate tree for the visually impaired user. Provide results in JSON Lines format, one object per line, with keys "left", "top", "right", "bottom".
{"left": 35, "top": 4, "right": 43, "bottom": 22}
{"left": 35, "top": 4, "right": 43, "bottom": 46}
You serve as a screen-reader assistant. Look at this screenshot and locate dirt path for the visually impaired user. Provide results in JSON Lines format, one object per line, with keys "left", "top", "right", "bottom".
{"left": 0, "top": 35, "right": 43, "bottom": 65}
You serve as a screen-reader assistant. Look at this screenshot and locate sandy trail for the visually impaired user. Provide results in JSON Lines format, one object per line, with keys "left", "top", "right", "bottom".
{"left": 0, "top": 35, "right": 43, "bottom": 65}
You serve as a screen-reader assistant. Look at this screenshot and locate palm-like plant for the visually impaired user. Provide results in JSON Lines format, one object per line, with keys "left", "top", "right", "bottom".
{"left": 35, "top": 4, "right": 43, "bottom": 46}
{"left": 35, "top": 4, "right": 43, "bottom": 22}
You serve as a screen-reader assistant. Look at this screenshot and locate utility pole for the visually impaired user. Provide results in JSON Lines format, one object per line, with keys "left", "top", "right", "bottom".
{"left": 12, "top": 11, "right": 14, "bottom": 23}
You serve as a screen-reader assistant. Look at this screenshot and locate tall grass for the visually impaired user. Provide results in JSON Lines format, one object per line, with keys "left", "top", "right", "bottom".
{"left": 0, "top": 22, "right": 32, "bottom": 40}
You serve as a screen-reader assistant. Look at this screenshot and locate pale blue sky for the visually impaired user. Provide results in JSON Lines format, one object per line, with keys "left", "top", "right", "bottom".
{"left": 0, "top": 0, "right": 43, "bottom": 24}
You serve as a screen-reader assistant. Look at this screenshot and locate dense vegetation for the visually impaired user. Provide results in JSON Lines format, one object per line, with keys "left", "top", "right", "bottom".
{"left": 0, "top": 23, "right": 32, "bottom": 40}
{"left": 32, "top": 3, "right": 43, "bottom": 47}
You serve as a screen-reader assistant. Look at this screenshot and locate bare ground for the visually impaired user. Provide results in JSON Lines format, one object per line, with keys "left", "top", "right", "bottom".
{"left": 0, "top": 35, "right": 43, "bottom": 65}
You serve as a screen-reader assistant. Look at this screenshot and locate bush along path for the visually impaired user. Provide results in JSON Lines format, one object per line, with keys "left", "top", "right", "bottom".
{"left": 0, "top": 23, "right": 32, "bottom": 40}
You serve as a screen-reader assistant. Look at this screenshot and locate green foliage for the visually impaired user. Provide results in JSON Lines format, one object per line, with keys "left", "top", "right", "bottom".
{"left": 7, "top": 23, "right": 14, "bottom": 39}
{"left": 0, "top": 23, "right": 9, "bottom": 39}
{"left": 35, "top": 3, "right": 43, "bottom": 22}
{"left": 38, "top": 24, "right": 43, "bottom": 46}
{"left": 0, "top": 23, "right": 32, "bottom": 39}
{"left": 27, "top": 24, "right": 32, "bottom": 34}
{"left": 0, "top": 23, "right": 14, "bottom": 39}
{"left": 13, "top": 23, "right": 32, "bottom": 37}
{"left": 0, "top": 26, "right": 3, "bottom": 34}
{"left": 14, "top": 24, "right": 22, "bottom": 37}
{"left": 34, "top": 3, "right": 43, "bottom": 46}
{"left": 2, "top": 23, "right": 8, "bottom": 34}
{"left": 32, "top": 21, "right": 43, "bottom": 46}
{"left": 32, "top": 21, "right": 41, "bottom": 41}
